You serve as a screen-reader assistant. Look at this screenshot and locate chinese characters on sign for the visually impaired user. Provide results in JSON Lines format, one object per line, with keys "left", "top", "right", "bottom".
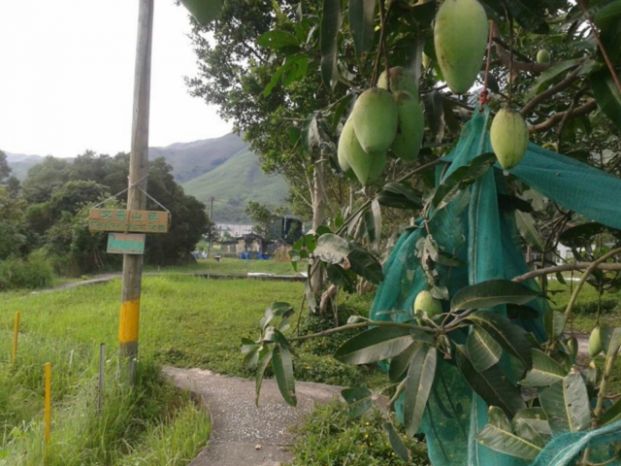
{"left": 88, "top": 208, "right": 170, "bottom": 233}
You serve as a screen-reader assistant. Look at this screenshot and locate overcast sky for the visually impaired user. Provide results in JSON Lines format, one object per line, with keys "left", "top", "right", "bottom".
{"left": 0, "top": 0, "right": 232, "bottom": 158}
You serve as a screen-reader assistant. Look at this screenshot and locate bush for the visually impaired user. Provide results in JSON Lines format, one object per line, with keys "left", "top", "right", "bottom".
{"left": 0, "top": 252, "right": 53, "bottom": 290}
{"left": 288, "top": 402, "right": 429, "bottom": 466}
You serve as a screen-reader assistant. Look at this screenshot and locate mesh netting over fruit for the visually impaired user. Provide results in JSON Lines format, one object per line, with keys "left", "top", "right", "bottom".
{"left": 370, "top": 107, "right": 621, "bottom": 466}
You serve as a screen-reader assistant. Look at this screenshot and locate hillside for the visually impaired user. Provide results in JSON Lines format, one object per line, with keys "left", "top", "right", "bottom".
{"left": 182, "top": 148, "right": 289, "bottom": 223}
{"left": 4, "top": 152, "right": 43, "bottom": 180}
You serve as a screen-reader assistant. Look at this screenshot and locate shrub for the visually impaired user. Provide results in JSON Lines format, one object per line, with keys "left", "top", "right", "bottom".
{"left": 0, "top": 252, "right": 53, "bottom": 290}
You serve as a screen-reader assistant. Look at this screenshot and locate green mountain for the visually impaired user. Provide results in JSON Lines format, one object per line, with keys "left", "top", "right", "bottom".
{"left": 182, "top": 147, "right": 289, "bottom": 223}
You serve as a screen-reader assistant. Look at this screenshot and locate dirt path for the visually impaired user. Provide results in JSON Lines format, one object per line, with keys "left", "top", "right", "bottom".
{"left": 163, "top": 367, "right": 342, "bottom": 466}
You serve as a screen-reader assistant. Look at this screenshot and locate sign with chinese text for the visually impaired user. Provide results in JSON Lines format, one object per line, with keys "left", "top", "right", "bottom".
{"left": 88, "top": 209, "right": 170, "bottom": 233}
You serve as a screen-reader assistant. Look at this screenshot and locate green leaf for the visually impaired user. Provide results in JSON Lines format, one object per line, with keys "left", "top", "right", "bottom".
{"left": 477, "top": 423, "right": 542, "bottom": 461}
{"left": 527, "top": 60, "right": 581, "bottom": 97}
{"left": 341, "top": 386, "right": 373, "bottom": 418}
{"left": 466, "top": 326, "right": 502, "bottom": 372}
{"left": 347, "top": 245, "right": 384, "bottom": 284}
{"left": 314, "top": 233, "right": 350, "bottom": 264}
{"left": 180, "top": 0, "right": 223, "bottom": 25}
{"left": 513, "top": 408, "right": 553, "bottom": 438}
{"left": 431, "top": 152, "right": 496, "bottom": 209}
{"left": 260, "top": 302, "right": 294, "bottom": 331}
{"left": 257, "top": 30, "right": 299, "bottom": 50}
{"left": 515, "top": 211, "right": 545, "bottom": 252}
{"left": 320, "top": 0, "right": 341, "bottom": 87}
{"left": 282, "top": 54, "right": 310, "bottom": 86}
{"left": 592, "top": 68, "right": 621, "bottom": 127}
{"left": 377, "top": 182, "right": 422, "bottom": 210}
{"left": 384, "top": 422, "right": 410, "bottom": 462}
{"left": 455, "top": 345, "right": 526, "bottom": 416}
{"left": 540, "top": 372, "right": 591, "bottom": 433}
{"left": 272, "top": 344, "right": 296, "bottom": 406}
{"left": 544, "top": 310, "right": 567, "bottom": 339}
{"left": 348, "top": 0, "right": 376, "bottom": 56}
{"left": 255, "top": 344, "right": 274, "bottom": 406}
{"left": 521, "top": 349, "right": 566, "bottom": 388}
{"left": 489, "top": 405, "right": 512, "bottom": 431}
{"left": 334, "top": 326, "right": 432, "bottom": 365}
{"left": 389, "top": 342, "right": 423, "bottom": 382}
{"left": 451, "top": 279, "right": 539, "bottom": 312}
{"left": 403, "top": 346, "right": 437, "bottom": 436}
{"left": 559, "top": 222, "right": 608, "bottom": 248}
{"left": 466, "top": 311, "right": 533, "bottom": 369}
{"left": 600, "top": 396, "right": 621, "bottom": 426}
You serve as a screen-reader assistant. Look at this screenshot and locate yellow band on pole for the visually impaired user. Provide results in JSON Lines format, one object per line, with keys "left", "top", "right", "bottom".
{"left": 12, "top": 311, "right": 20, "bottom": 365}
{"left": 118, "top": 299, "right": 140, "bottom": 344}
{"left": 44, "top": 362, "right": 52, "bottom": 445}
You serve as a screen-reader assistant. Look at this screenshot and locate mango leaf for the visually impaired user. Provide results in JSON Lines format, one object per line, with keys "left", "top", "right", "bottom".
{"left": 540, "top": 372, "right": 591, "bottom": 433}
{"left": 341, "top": 386, "right": 373, "bottom": 418}
{"left": 515, "top": 210, "right": 545, "bottom": 251}
{"left": 591, "top": 68, "right": 621, "bottom": 128}
{"left": 455, "top": 345, "right": 526, "bottom": 416}
{"left": 559, "top": 222, "right": 608, "bottom": 248}
{"left": 489, "top": 405, "right": 512, "bottom": 431}
{"left": 521, "top": 349, "right": 566, "bottom": 388}
{"left": 507, "top": 304, "right": 539, "bottom": 320}
{"left": 513, "top": 408, "right": 553, "bottom": 438}
{"left": 389, "top": 342, "right": 423, "bottom": 382}
{"left": 477, "top": 422, "right": 542, "bottom": 460}
{"left": 281, "top": 54, "right": 309, "bottom": 86}
{"left": 260, "top": 302, "right": 294, "bottom": 331}
{"left": 527, "top": 59, "right": 581, "bottom": 97}
{"left": 404, "top": 346, "right": 437, "bottom": 436}
{"left": 384, "top": 422, "right": 410, "bottom": 462}
{"left": 257, "top": 30, "right": 299, "bottom": 50}
{"left": 600, "top": 397, "right": 621, "bottom": 426}
{"left": 335, "top": 326, "right": 432, "bottom": 365}
{"left": 466, "top": 311, "right": 533, "bottom": 369}
{"left": 348, "top": 0, "right": 376, "bottom": 56}
{"left": 544, "top": 310, "right": 567, "bottom": 339}
{"left": 347, "top": 245, "right": 384, "bottom": 284}
{"left": 272, "top": 344, "right": 296, "bottom": 406}
{"left": 255, "top": 344, "right": 274, "bottom": 406}
{"left": 466, "top": 326, "right": 502, "bottom": 372}
{"left": 314, "top": 233, "right": 350, "bottom": 264}
{"left": 180, "top": 0, "right": 223, "bottom": 25}
{"left": 431, "top": 152, "right": 496, "bottom": 209}
{"left": 320, "top": 0, "right": 341, "bottom": 87}
{"left": 377, "top": 182, "right": 422, "bottom": 210}
{"left": 451, "top": 279, "right": 539, "bottom": 312}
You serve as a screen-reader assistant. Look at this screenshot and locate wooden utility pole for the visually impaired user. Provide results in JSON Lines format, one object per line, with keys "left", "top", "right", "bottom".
{"left": 119, "top": 0, "right": 154, "bottom": 380}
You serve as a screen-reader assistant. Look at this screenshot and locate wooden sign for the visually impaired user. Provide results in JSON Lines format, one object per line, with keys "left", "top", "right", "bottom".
{"left": 106, "top": 233, "right": 145, "bottom": 255}
{"left": 89, "top": 209, "right": 170, "bottom": 233}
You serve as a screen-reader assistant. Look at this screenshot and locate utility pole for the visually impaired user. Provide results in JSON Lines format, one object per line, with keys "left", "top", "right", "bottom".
{"left": 119, "top": 0, "right": 154, "bottom": 382}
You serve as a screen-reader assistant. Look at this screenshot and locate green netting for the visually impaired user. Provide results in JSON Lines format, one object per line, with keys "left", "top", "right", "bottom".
{"left": 370, "top": 107, "right": 621, "bottom": 465}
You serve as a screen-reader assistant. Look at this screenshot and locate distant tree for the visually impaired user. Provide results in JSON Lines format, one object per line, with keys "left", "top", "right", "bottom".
{"left": 22, "top": 156, "right": 71, "bottom": 203}
{"left": 245, "top": 200, "right": 276, "bottom": 240}
{"left": 0, "top": 151, "right": 11, "bottom": 183}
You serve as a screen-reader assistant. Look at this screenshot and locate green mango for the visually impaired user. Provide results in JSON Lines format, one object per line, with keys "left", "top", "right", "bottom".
{"left": 536, "top": 49, "right": 551, "bottom": 64}
{"left": 391, "top": 91, "right": 425, "bottom": 161}
{"left": 412, "top": 290, "right": 443, "bottom": 319}
{"left": 490, "top": 108, "right": 529, "bottom": 169}
{"left": 588, "top": 326, "right": 603, "bottom": 358}
{"left": 433, "top": 0, "right": 488, "bottom": 94}
{"left": 377, "top": 66, "right": 418, "bottom": 96}
{"left": 351, "top": 88, "right": 399, "bottom": 154}
{"left": 337, "top": 117, "right": 386, "bottom": 185}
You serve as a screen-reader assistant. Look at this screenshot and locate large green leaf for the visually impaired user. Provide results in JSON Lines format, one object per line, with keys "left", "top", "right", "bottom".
{"left": 527, "top": 59, "right": 581, "bottom": 97}
{"left": 377, "top": 182, "right": 422, "bottom": 210}
{"left": 544, "top": 310, "right": 567, "bottom": 339}
{"left": 540, "top": 372, "right": 591, "bottom": 433}
{"left": 512, "top": 408, "right": 553, "bottom": 438}
{"left": 180, "top": 0, "right": 223, "bottom": 25}
{"left": 591, "top": 68, "right": 621, "bottom": 127}
{"left": 335, "top": 326, "right": 432, "bottom": 365}
{"left": 466, "top": 326, "right": 502, "bottom": 372}
{"left": 255, "top": 344, "right": 274, "bottom": 406}
{"left": 272, "top": 344, "right": 297, "bottom": 406}
{"left": 451, "top": 280, "right": 539, "bottom": 312}
{"left": 257, "top": 30, "right": 299, "bottom": 50}
{"left": 466, "top": 311, "right": 533, "bottom": 369}
{"left": 431, "top": 153, "right": 496, "bottom": 209}
{"left": 341, "top": 386, "right": 373, "bottom": 418}
{"left": 600, "top": 396, "right": 621, "bottom": 426}
{"left": 384, "top": 422, "right": 410, "bottom": 462}
{"left": 403, "top": 346, "right": 437, "bottom": 436}
{"left": 348, "top": 0, "right": 376, "bottom": 56}
{"left": 477, "top": 423, "right": 542, "bottom": 460}
{"left": 455, "top": 345, "right": 526, "bottom": 416}
{"left": 521, "top": 349, "right": 566, "bottom": 388}
{"left": 314, "top": 233, "right": 350, "bottom": 264}
{"left": 320, "top": 0, "right": 341, "bottom": 87}
{"left": 388, "top": 342, "right": 423, "bottom": 382}
{"left": 347, "top": 245, "right": 384, "bottom": 284}
{"left": 515, "top": 210, "right": 545, "bottom": 251}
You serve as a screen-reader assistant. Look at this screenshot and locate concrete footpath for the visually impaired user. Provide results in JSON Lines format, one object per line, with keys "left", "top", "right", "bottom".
{"left": 163, "top": 367, "right": 342, "bottom": 466}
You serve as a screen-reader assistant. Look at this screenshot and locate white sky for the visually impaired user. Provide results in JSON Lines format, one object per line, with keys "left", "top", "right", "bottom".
{"left": 0, "top": 0, "right": 231, "bottom": 158}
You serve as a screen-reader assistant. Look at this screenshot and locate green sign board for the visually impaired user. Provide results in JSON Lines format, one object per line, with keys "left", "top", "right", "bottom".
{"left": 106, "top": 233, "right": 146, "bottom": 255}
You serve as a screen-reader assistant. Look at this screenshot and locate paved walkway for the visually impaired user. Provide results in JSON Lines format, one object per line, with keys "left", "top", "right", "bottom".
{"left": 162, "top": 367, "right": 342, "bottom": 466}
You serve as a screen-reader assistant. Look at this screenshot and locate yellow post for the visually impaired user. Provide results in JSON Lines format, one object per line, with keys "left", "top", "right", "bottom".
{"left": 11, "top": 311, "right": 20, "bottom": 364}
{"left": 44, "top": 362, "right": 52, "bottom": 446}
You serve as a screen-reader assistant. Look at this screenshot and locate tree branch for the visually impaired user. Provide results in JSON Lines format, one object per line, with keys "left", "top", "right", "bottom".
{"left": 512, "top": 262, "right": 621, "bottom": 283}
{"left": 529, "top": 99, "right": 597, "bottom": 133}
{"left": 521, "top": 64, "right": 584, "bottom": 116}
